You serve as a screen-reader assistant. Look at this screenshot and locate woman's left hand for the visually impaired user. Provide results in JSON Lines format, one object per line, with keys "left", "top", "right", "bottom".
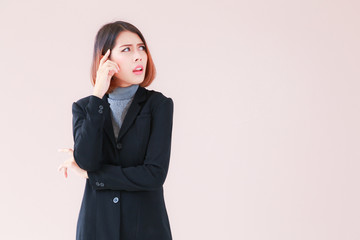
{"left": 58, "top": 148, "right": 88, "bottom": 179}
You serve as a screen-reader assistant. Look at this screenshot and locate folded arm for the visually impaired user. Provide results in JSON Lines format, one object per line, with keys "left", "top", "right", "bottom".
{"left": 72, "top": 95, "right": 109, "bottom": 172}
{"left": 87, "top": 97, "right": 174, "bottom": 191}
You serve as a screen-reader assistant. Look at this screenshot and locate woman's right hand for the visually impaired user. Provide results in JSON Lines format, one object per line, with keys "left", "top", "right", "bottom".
{"left": 93, "top": 49, "right": 120, "bottom": 98}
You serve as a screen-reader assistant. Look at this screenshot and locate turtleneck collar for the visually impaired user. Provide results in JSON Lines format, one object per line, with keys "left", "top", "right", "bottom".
{"left": 108, "top": 84, "right": 139, "bottom": 100}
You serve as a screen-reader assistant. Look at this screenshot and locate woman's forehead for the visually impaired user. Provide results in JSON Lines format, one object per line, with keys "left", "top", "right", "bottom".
{"left": 115, "top": 31, "right": 143, "bottom": 46}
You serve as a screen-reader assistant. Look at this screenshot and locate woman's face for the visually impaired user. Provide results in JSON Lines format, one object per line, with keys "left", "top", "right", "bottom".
{"left": 108, "top": 31, "right": 148, "bottom": 88}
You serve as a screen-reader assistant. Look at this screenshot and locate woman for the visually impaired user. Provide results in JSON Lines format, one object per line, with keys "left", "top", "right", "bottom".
{"left": 58, "top": 20, "right": 174, "bottom": 240}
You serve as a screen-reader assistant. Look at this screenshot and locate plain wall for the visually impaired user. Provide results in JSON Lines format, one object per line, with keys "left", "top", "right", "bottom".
{"left": 0, "top": 0, "right": 359, "bottom": 239}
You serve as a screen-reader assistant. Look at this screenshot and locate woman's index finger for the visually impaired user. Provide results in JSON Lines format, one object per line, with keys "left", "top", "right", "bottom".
{"left": 100, "top": 49, "right": 110, "bottom": 66}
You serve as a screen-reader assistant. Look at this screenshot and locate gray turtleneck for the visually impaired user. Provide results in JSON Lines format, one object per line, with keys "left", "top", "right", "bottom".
{"left": 108, "top": 84, "right": 139, "bottom": 139}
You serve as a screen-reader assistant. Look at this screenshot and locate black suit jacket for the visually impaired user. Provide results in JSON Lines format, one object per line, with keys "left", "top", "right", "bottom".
{"left": 72, "top": 86, "right": 174, "bottom": 240}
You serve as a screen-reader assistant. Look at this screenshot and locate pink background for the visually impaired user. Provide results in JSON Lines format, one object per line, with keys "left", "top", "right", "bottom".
{"left": 1, "top": 0, "right": 359, "bottom": 239}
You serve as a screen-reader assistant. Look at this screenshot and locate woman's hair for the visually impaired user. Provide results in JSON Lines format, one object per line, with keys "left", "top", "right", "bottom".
{"left": 90, "top": 20, "right": 156, "bottom": 93}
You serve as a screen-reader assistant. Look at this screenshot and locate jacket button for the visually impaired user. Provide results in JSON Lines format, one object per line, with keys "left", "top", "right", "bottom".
{"left": 116, "top": 143, "right": 122, "bottom": 150}
{"left": 113, "top": 197, "right": 119, "bottom": 203}
{"left": 99, "top": 105, "right": 103, "bottom": 109}
{"left": 96, "top": 181, "right": 104, "bottom": 187}
{"left": 98, "top": 109, "right": 103, "bottom": 114}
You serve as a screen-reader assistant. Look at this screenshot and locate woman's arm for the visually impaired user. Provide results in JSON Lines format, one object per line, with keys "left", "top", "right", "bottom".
{"left": 87, "top": 97, "right": 174, "bottom": 191}
{"left": 72, "top": 95, "right": 109, "bottom": 172}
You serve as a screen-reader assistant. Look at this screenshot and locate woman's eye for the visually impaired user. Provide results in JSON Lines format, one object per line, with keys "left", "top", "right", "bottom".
{"left": 122, "top": 46, "right": 146, "bottom": 52}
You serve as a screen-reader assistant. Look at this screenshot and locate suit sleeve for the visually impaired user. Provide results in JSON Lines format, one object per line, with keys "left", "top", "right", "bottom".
{"left": 87, "top": 97, "right": 174, "bottom": 191}
{"left": 72, "top": 95, "right": 109, "bottom": 172}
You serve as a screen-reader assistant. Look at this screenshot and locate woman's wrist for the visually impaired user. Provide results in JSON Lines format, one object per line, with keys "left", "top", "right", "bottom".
{"left": 92, "top": 90, "right": 103, "bottom": 99}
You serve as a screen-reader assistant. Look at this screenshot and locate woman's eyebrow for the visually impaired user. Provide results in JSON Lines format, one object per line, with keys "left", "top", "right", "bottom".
{"left": 119, "top": 43, "right": 144, "bottom": 47}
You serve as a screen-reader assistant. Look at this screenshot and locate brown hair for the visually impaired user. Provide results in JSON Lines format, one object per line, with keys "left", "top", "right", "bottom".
{"left": 90, "top": 20, "right": 156, "bottom": 93}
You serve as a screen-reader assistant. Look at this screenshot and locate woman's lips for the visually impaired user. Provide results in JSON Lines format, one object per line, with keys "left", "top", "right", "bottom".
{"left": 133, "top": 64, "right": 144, "bottom": 75}
{"left": 133, "top": 69, "right": 144, "bottom": 75}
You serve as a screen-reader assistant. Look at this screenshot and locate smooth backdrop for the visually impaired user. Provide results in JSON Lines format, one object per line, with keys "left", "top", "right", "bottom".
{"left": 0, "top": 0, "right": 359, "bottom": 239}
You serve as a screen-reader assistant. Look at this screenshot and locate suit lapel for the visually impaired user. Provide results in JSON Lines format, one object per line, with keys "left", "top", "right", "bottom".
{"left": 102, "top": 97, "right": 116, "bottom": 147}
{"left": 102, "top": 86, "right": 147, "bottom": 145}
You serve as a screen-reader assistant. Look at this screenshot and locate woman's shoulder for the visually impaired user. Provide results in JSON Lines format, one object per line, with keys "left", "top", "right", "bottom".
{"left": 145, "top": 88, "right": 172, "bottom": 101}
{"left": 144, "top": 87, "right": 173, "bottom": 109}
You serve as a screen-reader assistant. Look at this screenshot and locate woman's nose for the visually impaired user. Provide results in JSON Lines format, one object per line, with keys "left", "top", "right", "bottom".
{"left": 134, "top": 51, "right": 142, "bottom": 62}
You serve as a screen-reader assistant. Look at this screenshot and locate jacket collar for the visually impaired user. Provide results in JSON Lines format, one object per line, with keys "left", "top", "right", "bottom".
{"left": 102, "top": 86, "right": 147, "bottom": 144}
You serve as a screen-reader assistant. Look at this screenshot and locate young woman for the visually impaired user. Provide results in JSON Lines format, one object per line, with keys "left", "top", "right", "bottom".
{"left": 58, "top": 20, "right": 174, "bottom": 240}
